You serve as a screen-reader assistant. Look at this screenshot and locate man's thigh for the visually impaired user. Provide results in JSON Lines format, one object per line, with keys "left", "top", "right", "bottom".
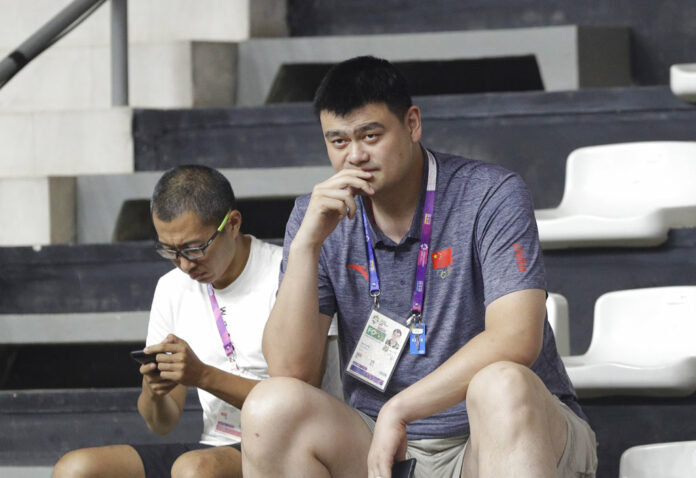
{"left": 356, "top": 408, "right": 468, "bottom": 478}
{"left": 242, "top": 376, "right": 374, "bottom": 477}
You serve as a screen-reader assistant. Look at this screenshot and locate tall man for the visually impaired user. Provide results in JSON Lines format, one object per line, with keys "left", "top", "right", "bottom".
{"left": 54, "top": 165, "right": 282, "bottom": 478}
{"left": 241, "top": 56, "right": 597, "bottom": 478}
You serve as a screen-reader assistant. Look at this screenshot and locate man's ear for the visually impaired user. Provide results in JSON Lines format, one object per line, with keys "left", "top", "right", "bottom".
{"left": 404, "top": 105, "right": 422, "bottom": 143}
{"left": 226, "top": 210, "right": 243, "bottom": 237}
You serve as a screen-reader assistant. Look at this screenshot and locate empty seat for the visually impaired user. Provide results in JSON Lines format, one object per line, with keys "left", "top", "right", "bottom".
{"left": 562, "top": 286, "right": 696, "bottom": 398}
{"left": 619, "top": 441, "right": 696, "bottom": 478}
{"left": 671, "top": 63, "right": 696, "bottom": 103}
{"left": 546, "top": 292, "right": 570, "bottom": 356}
{"left": 535, "top": 141, "right": 696, "bottom": 249}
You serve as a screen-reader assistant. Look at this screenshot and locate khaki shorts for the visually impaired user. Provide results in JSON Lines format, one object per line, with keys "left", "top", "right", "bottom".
{"left": 357, "top": 397, "right": 597, "bottom": 478}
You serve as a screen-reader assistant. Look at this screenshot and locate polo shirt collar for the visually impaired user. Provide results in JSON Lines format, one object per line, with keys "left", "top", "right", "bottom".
{"left": 360, "top": 146, "right": 431, "bottom": 248}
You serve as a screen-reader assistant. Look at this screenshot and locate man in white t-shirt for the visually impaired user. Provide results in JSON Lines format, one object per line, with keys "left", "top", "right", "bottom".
{"left": 54, "top": 165, "right": 282, "bottom": 478}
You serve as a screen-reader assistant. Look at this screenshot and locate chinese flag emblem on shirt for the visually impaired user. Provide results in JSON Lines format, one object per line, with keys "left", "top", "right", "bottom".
{"left": 431, "top": 248, "right": 453, "bottom": 269}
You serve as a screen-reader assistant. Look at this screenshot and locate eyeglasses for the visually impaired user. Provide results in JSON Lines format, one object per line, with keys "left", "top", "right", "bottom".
{"left": 155, "top": 211, "right": 231, "bottom": 261}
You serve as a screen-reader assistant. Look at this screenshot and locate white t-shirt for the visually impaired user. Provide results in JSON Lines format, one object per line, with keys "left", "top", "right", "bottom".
{"left": 147, "top": 236, "right": 282, "bottom": 445}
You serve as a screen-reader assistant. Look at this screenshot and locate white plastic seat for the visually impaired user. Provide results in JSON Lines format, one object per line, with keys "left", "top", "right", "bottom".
{"left": 546, "top": 292, "right": 570, "bottom": 356}
{"left": 562, "top": 286, "right": 696, "bottom": 398}
{"left": 619, "top": 441, "right": 696, "bottom": 478}
{"left": 671, "top": 63, "right": 696, "bottom": 103}
{"left": 535, "top": 141, "right": 696, "bottom": 249}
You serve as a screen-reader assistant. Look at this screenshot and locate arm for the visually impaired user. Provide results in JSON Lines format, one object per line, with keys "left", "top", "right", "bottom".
{"left": 145, "top": 334, "right": 260, "bottom": 410}
{"left": 367, "top": 288, "right": 546, "bottom": 477}
{"left": 263, "top": 169, "right": 374, "bottom": 383}
{"left": 382, "top": 288, "right": 545, "bottom": 419}
{"left": 137, "top": 364, "right": 187, "bottom": 435}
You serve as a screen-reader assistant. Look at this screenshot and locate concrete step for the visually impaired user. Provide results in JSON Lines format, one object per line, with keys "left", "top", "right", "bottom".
{"left": 285, "top": 0, "right": 696, "bottom": 87}
{"left": 0, "top": 108, "right": 132, "bottom": 178}
{"left": 0, "top": 388, "right": 202, "bottom": 467}
{"left": 0, "top": 41, "right": 238, "bottom": 110}
{"left": 0, "top": 466, "right": 52, "bottom": 478}
{"left": 0, "top": 176, "right": 75, "bottom": 246}
{"left": 237, "top": 25, "right": 631, "bottom": 106}
{"left": 0, "top": 0, "right": 250, "bottom": 50}
{"left": 133, "top": 86, "right": 696, "bottom": 211}
{"left": 75, "top": 166, "right": 331, "bottom": 244}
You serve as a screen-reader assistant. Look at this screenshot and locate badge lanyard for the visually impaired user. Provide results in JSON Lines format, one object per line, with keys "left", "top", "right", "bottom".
{"left": 359, "top": 150, "right": 437, "bottom": 353}
{"left": 207, "top": 283, "right": 238, "bottom": 368}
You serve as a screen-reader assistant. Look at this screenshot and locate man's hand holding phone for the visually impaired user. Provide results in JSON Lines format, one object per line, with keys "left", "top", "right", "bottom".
{"left": 139, "top": 334, "right": 207, "bottom": 390}
{"left": 131, "top": 346, "right": 176, "bottom": 397}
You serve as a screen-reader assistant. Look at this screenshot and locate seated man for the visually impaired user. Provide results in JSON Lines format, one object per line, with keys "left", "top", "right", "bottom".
{"left": 54, "top": 165, "right": 282, "bottom": 478}
{"left": 241, "top": 56, "right": 597, "bottom": 478}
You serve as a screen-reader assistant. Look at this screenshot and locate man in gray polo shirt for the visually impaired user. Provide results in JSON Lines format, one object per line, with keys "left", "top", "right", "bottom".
{"left": 241, "top": 56, "right": 597, "bottom": 478}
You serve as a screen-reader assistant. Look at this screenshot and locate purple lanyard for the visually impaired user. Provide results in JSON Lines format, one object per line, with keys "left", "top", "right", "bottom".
{"left": 360, "top": 150, "right": 437, "bottom": 320}
{"left": 206, "top": 283, "right": 236, "bottom": 359}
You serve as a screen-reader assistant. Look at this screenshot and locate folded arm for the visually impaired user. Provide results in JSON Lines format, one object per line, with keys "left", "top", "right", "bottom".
{"left": 367, "top": 288, "right": 547, "bottom": 476}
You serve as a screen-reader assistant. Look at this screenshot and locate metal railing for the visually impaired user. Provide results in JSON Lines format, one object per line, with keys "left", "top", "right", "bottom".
{"left": 0, "top": 0, "right": 129, "bottom": 106}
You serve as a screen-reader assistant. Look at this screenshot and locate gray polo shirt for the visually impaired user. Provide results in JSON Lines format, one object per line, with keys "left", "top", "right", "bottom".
{"left": 280, "top": 149, "right": 582, "bottom": 439}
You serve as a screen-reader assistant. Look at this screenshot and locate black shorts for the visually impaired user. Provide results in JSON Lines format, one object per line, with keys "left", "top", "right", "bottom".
{"left": 131, "top": 442, "right": 241, "bottom": 478}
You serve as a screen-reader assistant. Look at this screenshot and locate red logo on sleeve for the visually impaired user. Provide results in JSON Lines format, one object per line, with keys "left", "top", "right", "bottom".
{"left": 347, "top": 264, "right": 369, "bottom": 280}
{"left": 513, "top": 244, "right": 528, "bottom": 271}
{"left": 431, "top": 248, "right": 453, "bottom": 270}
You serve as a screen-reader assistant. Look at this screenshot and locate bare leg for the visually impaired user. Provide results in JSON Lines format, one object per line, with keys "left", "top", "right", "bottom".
{"left": 461, "top": 361, "right": 568, "bottom": 478}
{"left": 241, "top": 377, "right": 373, "bottom": 478}
{"left": 171, "top": 446, "right": 242, "bottom": 478}
{"left": 53, "top": 445, "right": 145, "bottom": 478}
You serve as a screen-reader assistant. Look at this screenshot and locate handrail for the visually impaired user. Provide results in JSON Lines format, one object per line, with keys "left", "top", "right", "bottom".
{"left": 0, "top": 0, "right": 128, "bottom": 106}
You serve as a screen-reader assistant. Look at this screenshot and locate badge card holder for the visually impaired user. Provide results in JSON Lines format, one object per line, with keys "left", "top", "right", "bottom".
{"left": 213, "top": 404, "right": 242, "bottom": 441}
{"left": 346, "top": 307, "right": 410, "bottom": 392}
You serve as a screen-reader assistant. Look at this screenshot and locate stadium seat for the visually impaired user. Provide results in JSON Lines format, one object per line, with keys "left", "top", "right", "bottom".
{"left": 671, "top": 63, "right": 696, "bottom": 103}
{"left": 619, "top": 441, "right": 696, "bottom": 478}
{"left": 562, "top": 286, "right": 696, "bottom": 398}
{"left": 535, "top": 141, "right": 696, "bottom": 249}
{"left": 546, "top": 292, "right": 570, "bottom": 356}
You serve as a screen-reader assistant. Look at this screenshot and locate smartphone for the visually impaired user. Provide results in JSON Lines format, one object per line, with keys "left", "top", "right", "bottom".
{"left": 130, "top": 349, "right": 157, "bottom": 365}
{"left": 392, "top": 458, "right": 416, "bottom": 478}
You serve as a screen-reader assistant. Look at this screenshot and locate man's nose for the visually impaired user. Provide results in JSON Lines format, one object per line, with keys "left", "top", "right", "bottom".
{"left": 177, "top": 255, "right": 196, "bottom": 273}
{"left": 346, "top": 143, "right": 369, "bottom": 165}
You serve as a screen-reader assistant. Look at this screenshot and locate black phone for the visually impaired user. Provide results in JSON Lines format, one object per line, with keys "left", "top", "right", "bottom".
{"left": 130, "top": 349, "right": 157, "bottom": 365}
{"left": 392, "top": 458, "right": 416, "bottom": 478}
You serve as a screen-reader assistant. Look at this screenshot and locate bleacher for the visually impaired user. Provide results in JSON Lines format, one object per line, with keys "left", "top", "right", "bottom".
{"left": 2, "top": 1, "right": 696, "bottom": 477}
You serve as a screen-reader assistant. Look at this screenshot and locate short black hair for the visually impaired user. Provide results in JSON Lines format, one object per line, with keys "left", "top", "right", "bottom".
{"left": 151, "top": 165, "right": 236, "bottom": 226}
{"left": 313, "top": 56, "right": 412, "bottom": 119}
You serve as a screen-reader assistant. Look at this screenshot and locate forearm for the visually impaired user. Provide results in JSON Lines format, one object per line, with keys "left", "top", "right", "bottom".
{"left": 137, "top": 382, "right": 185, "bottom": 435}
{"left": 263, "top": 239, "right": 329, "bottom": 382}
{"left": 384, "top": 328, "right": 540, "bottom": 424}
{"left": 197, "top": 364, "right": 260, "bottom": 409}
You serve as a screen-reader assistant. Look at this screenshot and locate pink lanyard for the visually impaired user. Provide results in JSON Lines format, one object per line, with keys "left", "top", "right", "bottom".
{"left": 206, "top": 283, "right": 237, "bottom": 363}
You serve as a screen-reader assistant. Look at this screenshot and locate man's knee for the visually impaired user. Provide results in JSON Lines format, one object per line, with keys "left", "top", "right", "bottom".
{"left": 467, "top": 361, "right": 541, "bottom": 421}
{"left": 171, "top": 449, "right": 239, "bottom": 478}
{"left": 242, "top": 376, "right": 318, "bottom": 430}
{"left": 242, "top": 376, "right": 322, "bottom": 460}
{"left": 53, "top": 448, "right": 101, "bottom": 478}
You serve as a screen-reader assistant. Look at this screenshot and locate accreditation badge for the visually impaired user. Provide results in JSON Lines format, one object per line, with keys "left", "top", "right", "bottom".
{"left": 213, "top": 403, "right": 242, "bottom": 440}
{"left": 346, "top": 308, "right": 410, "bottom": 392}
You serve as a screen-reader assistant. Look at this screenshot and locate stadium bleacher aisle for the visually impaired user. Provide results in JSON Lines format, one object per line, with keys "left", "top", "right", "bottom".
{"left": 2, "top": 1, "right": 696, "bottom": 477}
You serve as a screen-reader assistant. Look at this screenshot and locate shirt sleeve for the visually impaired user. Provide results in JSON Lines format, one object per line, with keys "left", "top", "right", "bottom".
{"left": 280, "top": 196, "right": 338, "bottom": 319}
{"left": 474, "top": 173, "right": 547, "bottom": 307}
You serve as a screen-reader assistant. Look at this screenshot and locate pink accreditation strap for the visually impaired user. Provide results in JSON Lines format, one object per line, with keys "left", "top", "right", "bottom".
{"left": 206, "top": 283, "right": 237, "bottom": 366}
